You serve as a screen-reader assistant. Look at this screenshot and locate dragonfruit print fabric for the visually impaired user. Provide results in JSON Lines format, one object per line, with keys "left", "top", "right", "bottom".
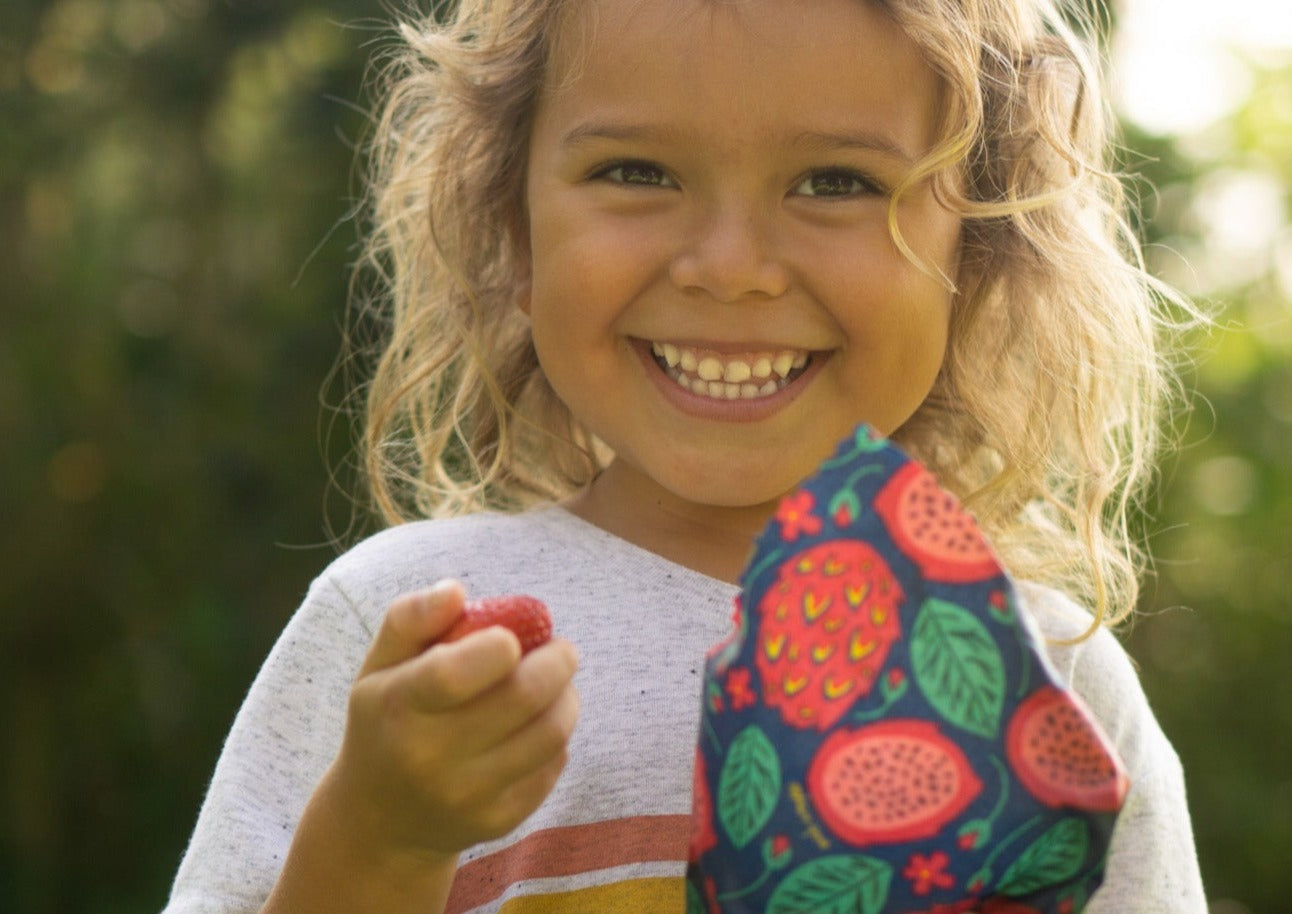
{"left": 686, "top": 425, "right": 1129, "bottom": 914}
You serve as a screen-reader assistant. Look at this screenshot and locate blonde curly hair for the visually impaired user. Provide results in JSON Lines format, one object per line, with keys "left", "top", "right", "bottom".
{"left": 348, "top": 0, "right": 1199, "bottom": 633}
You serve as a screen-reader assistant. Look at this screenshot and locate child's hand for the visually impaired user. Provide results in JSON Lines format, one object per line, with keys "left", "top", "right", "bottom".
{"left": 328, "top": 580, "right": 580, "bottom": 864}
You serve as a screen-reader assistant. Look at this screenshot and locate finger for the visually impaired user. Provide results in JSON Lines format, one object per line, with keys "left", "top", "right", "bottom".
{"left": 359, "top": 579, "right": 466, "bottom": 678}
{"left": 398, "top": 625, "right": 525, "bottom": 713}
{"left": 476, "top": 680, "right": 579, "bottom": 788}
{"left": 484, "top": 744, "right": 573, "bottom": 840}
{"left": 468, "top": 638, "right": 579, "bottom": 739}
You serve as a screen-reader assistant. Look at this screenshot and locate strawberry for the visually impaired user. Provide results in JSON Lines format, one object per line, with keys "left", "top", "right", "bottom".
{"left": 441, "top": 594, "right": 553, "bottom": 654}
{"left": 755, "top": 540, "right": 903, "bottom": 731}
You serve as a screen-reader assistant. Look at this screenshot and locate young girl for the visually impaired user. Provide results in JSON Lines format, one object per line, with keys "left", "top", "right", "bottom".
{"left": 163, "top": 0, "right": 1207, "bottom": 911}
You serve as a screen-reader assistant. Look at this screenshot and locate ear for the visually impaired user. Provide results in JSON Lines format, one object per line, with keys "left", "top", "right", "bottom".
{"left": 516, "top": 273, "right": 533, "bottom": 316}
{"left": 505, "top": 197, "right": 533, "bottom": 315}
{"left": 512, "top": 239, "right": 533, "bottom": 316}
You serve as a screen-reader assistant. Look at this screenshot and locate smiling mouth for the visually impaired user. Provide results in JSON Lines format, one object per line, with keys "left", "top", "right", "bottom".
{"left": 649, "top": 341, "right": 813, "bottom": 401}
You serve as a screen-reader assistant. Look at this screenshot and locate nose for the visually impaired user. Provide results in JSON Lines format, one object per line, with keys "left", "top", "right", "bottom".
{"left": 668, "top": 200, "right": 790, "bottom": 302}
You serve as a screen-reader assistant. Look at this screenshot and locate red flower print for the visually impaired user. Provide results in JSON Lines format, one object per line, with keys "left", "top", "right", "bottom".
{"left": 776, "top": 490, "right": 822, "bottom": 540}
{"left": 725, "top": 668, "right": 756, "bottom": 711}
{"left": 903, "top": 851, "right": 955, "bottom": 896}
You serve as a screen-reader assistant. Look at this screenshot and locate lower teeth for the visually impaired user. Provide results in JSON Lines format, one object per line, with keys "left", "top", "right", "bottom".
{"left": 661, "top": 361, "right": 803, "bottom": 400}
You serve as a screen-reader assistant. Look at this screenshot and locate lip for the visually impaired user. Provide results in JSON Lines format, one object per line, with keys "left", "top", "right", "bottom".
{"left": 630, "top": 337, "right": 827, "bottom": 422}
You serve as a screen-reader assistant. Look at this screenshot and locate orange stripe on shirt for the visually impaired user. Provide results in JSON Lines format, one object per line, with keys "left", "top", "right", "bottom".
{"left": 446, "top": 814, "right": 691, "bottom": 913}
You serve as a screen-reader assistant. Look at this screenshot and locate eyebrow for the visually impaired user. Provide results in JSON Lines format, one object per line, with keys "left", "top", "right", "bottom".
{"left": 560, "top": 120, "right": 685, "bottom": 148}
{"left": 789, "top": 130, "right": 918, "bottom": 166}
{"left": 561, "top": 121, "right": 917, "bottom": 166}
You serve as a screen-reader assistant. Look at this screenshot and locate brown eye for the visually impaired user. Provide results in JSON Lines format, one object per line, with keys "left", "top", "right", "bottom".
{"left": 794, "top": 169, "right": 881, "bottom": 198}
{"left": 597, "top": 161, "right": 675, "bottom": 187}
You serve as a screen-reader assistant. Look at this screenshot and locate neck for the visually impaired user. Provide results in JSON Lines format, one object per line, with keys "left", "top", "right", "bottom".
{"left": 563, "top": 462, "right": 776, "bottom": 585}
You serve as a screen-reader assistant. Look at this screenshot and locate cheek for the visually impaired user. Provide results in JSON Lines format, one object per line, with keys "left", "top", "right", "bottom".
{"left": 529, "top": 220, "right": 666, "bottom": 333}
{"left": 873, "top": 204, "right": 960, "bottom": 362}
{"left": 907, "top": 195, "right": 964, "bottom": 284}
{"left": 829, "top": 246, "right": 953, "bottom": 411}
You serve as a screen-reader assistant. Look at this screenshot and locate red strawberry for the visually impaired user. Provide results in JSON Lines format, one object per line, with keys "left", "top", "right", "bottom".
{"left": 442, "top": 595, "right": 553, "bottom": 654}
{"left": 755, "top": 540, "right": 903, "bottom": 731}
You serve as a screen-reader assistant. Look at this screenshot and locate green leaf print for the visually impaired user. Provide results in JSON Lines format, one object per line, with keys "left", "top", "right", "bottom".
{"left": 717, "top": 725, "right": 782, "bottom": 849}
{"left": 911, "top": 597, "right": 1006, "bottom": 738}
{"left": 766, "top": 855, "right": 892, "bottom": 914}
{"left": 996, "top": 818, "right": 1090, "bottom": 896}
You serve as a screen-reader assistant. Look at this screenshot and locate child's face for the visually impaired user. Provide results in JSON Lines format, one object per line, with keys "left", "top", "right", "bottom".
{"left": 523, "top": 0, "right": 961, "bottom": 524}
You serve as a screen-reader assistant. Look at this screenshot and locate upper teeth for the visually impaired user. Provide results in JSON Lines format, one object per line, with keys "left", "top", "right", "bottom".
{"left": 651, "top": 342, "right": 810, "bottom": 400}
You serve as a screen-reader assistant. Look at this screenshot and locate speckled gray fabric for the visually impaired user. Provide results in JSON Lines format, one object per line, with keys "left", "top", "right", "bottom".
{"left": 162, "top": 506, "right": 1205, "bottom": 913}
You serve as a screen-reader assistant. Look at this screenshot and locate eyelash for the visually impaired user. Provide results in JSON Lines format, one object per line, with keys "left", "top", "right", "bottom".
{"left": 589, "top": 160, "right": 886, "bottom": 198}
{"left": 793, "top": 168, "right": 885, "bottom": 199}
{"left": 590, "top": 160, "right": 675, "bottom": 188}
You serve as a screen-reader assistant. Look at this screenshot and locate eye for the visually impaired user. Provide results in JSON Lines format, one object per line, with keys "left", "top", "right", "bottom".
{"left": 793, "top": 169, "right": 883, "bottom": 198}
{"left": 593, "top": 160, "right": 676, "bottom": 188}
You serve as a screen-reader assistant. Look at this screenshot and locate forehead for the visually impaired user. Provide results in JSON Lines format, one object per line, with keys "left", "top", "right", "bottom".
{"left": 540, "top": 0, "right": 944, "bottom": 157}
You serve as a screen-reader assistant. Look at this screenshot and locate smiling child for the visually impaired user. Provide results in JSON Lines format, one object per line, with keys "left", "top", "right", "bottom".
{"left": 163, "top": 1, "right": 1207, "bottom": 912}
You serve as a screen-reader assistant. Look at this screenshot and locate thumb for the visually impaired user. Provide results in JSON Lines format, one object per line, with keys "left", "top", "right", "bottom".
{"left": 358, "top": 579, "right": 466, "bottom": 677}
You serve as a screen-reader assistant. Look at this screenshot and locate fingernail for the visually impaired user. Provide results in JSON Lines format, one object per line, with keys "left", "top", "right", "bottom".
{"left": 407, "top": 583, "right": 447, "bottom": 620}
{"left": 423, "top": 579, "right": 464, "bottom": 610}
{"left": 400, "top": 581, "right": 462, "bottom": 631}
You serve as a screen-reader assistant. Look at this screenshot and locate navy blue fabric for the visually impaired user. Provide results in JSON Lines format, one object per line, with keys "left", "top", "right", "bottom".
{"left": 686, "top": 425, "right": 1126, "bottom": 914}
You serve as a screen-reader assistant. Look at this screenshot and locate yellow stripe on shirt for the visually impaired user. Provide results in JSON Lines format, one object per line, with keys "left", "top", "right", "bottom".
{"left": 496, "top": 876, "right": 685, "bottom": 914}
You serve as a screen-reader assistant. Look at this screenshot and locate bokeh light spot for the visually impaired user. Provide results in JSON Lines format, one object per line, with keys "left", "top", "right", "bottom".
{"left": 47, "top": 441, "right": 109, "bottom": 504}
{"left": 1191, "top": 455, "right": 1260, "bottom": 516}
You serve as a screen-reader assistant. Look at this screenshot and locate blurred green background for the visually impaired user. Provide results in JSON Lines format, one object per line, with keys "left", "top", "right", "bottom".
{"left": 2, "top": 1, "right": 1289, "bottom": 912}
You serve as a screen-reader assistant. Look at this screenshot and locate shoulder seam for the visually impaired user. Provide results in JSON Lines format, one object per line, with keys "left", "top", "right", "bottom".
{"left": 320, "top": 573, "right": 377, "bottom": 640}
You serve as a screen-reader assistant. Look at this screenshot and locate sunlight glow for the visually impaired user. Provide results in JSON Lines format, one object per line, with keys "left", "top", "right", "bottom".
{"left": 1113, "top": 0, "right": 1292, "bottom": 135}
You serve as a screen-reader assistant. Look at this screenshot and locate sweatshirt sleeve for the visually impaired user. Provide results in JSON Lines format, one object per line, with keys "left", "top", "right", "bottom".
{"left": 1021, "top": 584, "right": 1208, "bottom": 914}
{"left": 160, "top": 574, "right": 374, "bottom": 914}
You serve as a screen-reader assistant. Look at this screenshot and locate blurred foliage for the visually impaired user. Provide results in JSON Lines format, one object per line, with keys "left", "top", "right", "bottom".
{"left": 2, "top": 1, "right": 373, "bottom": 910}
{"left": 1118, "top": 58, "right": 1292, "bottom": 914}
{"left": 1, "top": 2, "right": 1289, "bottom": 913}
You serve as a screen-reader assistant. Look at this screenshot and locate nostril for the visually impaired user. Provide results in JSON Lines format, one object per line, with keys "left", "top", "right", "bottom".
{"left": 668, "top": 221, "right": 790, "bottom": 302}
